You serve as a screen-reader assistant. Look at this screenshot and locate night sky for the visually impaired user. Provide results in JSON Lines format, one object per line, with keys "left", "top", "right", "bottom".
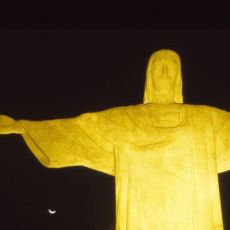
{"left": 0, "top": 30, "right": 230, "bottom": 229}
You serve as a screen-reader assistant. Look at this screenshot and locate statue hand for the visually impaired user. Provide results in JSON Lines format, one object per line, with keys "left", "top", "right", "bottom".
{"left": 0, "top": 115, "right": 24, "bottom": 134}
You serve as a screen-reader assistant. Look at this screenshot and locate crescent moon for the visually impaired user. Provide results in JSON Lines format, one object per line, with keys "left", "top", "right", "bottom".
{"left": 48, "top": 209, "right": 56, "bottom": 214}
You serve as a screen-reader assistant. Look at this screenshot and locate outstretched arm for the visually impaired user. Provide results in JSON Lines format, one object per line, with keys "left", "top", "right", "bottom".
{"left": 0, "top": 113, "right": 114, "bottom": 176}
{"left": 0, "top": 115, "right": 24, "bottom": 134}
{"left": 214, "top": 109, "right": 230, "bottom": 173}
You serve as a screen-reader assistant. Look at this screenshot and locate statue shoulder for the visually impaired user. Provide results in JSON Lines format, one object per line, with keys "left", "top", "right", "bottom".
{"left": 95, "top": 104, "right": 142, "bottom": 115}
{"left": 184, "top": 104, "right": 227, "bottom": 113}
{"left": 77, "top": 104, "right": 141, "bottom": 123}
{"left": 183, "top": 104, "right": 230, "bottom": 124}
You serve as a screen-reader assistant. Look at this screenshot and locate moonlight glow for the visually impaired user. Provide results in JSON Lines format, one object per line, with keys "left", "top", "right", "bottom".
{"left": 48, "top": 209, "right": 56, "bottom": 215}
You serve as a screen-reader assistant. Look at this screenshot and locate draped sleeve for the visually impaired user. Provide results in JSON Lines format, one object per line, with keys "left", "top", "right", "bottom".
{"left": 19, "top": 112, "right": 114, "bottom": 175}
{"left": 213, "top": 108, "right": 230, "bottom": 173}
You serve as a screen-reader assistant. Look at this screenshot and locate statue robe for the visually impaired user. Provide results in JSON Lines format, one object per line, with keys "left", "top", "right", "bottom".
{"left": 19, "top": 103, "right": 230, "bottom": 230}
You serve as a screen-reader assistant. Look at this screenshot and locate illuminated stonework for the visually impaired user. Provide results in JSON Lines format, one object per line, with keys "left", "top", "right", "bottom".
{"left": 0, "top": 49, "right": 229, "bottom": 229}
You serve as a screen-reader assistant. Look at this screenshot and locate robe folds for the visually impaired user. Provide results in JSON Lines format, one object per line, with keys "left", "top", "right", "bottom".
{"left": 19, "top": 103, "right": 230, "bottom": 230}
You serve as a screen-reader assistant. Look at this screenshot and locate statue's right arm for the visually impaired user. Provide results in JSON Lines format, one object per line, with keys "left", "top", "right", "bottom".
{"left": 0, "top": 115, "right": 24, "bottom": 135}
{"left": 0, "top": 113, "right": 114, "bottom": 176}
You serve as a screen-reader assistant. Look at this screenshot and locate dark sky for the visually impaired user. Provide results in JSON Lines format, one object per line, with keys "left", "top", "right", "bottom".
{"left": 0, "top": 30, "right": 230, "bottom": 229}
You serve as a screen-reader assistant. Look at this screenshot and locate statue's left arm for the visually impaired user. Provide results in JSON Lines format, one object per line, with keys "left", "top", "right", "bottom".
{"left": 214, "top": 108, "right": 230, "bottom": 173}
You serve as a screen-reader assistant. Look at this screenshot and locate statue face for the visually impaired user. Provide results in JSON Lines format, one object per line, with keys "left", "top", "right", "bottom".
{"left": 151, "top": 56, "right": 178, "bottom": 103}
{"left": 144, "top": 49, "right": 183, "bottom": 104}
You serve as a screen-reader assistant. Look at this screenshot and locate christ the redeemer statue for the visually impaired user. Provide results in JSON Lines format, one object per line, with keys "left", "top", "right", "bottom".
{"left": 0, "top": 49, "right": 229, "bottom": 229}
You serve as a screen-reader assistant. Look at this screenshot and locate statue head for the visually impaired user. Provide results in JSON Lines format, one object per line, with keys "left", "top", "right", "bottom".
{"left": 143, "top": 49, "right": 183, "bottom": 104}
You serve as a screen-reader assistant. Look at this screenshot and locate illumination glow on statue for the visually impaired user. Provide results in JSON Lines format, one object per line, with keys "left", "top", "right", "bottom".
{"left": 0, "top": 49, "right": 229, "bottom": 229}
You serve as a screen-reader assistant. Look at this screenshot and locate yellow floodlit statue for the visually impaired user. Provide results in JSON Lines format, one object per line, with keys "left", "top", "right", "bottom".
{"left": 0, "top": 49, "right": 230, "bottom": 229}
